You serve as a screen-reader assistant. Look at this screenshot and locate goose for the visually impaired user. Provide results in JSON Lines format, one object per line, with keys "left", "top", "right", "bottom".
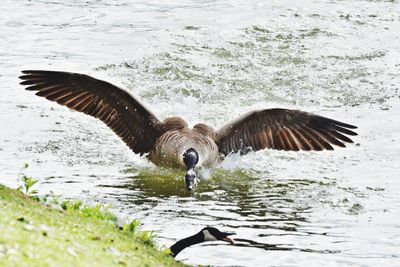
{"left": 19, "top": 70, "right": 358, "bottom": 190}
{"left": 170, "top": 226, "right": 235, "bottom": 257}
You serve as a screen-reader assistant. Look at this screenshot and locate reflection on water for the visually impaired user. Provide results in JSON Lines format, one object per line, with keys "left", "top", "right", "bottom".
{"left": 210, "top": 238, "right": 340, "bottom": 254}
{"left": 77, "top": 165, "right": 373, "bottom": 266}
{"left": 94, "top": 167, "right": 354, "bottom": 247}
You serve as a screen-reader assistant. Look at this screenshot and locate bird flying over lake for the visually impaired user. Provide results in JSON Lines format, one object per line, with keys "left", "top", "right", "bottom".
{"left": 19, "top": 70, "right": 358, "bottom": 190}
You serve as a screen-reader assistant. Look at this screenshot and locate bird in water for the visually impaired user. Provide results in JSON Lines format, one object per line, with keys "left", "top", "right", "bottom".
{"left": 170, "top": 227, "right": 235, "bottom": 257}
{"left": 19, "top": 70, "right": 358, "bottom": 190}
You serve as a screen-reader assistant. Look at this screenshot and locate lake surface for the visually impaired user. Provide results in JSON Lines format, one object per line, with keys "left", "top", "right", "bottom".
{"left": 1, "top": 0, "right": 400, "bottom": 266}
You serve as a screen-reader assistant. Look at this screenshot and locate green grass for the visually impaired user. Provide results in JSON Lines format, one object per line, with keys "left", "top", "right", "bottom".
{"left": 0, "top": 184, "right": 184, "bottom": 267}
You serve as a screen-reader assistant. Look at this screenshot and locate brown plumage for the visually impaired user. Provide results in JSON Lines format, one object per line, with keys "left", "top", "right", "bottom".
{"left": 19, "top": 70, "right": 358, "bottom": 190}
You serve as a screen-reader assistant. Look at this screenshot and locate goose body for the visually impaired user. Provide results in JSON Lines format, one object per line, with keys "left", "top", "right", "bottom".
{"left": 19, "top": 70, "right": 358, "bottom": 190}
{"left": 147, "top": 120, "right": 220, "bottom": 169}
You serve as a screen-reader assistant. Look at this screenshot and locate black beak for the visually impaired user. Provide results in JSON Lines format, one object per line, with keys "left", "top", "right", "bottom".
{"left": 221, "top": 231, "right": 236, "bottom": 245}
{"left": 185, "top": 170, "right": 197, "bottom": 191}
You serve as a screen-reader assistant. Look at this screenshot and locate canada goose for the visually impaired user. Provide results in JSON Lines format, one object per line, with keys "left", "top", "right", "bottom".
{"left": 19, "top": 70, "right": 358, "bottom": 190}
{"left": 170, "top": 227, "right": 235, "bottom": 257}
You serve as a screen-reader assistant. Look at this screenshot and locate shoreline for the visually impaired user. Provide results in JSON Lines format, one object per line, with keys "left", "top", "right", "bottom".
{"left": 0, "top": 184, "right": 184, "bottom": 267}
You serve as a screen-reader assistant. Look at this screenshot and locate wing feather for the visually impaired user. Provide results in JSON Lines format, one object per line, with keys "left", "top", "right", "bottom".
{"left": 216, "top": 108, "right": 357, "bottom": 155}
{"left": 284, "top": 128, "right": 300, "bottom": 151}
{"left": 20, "top": 70, "right": 163, "bottom": 154}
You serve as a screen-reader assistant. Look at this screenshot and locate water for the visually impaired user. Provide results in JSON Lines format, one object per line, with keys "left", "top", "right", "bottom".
{"left": 1, "top": 0, "right": 400, "bottom": 266}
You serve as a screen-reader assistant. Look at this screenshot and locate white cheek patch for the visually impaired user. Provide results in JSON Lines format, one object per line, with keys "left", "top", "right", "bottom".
{"left": 187, "top": 151, "right": 197, "bottom": 158}
{"left": 203, "top": 230, "right": 218, "bottom": 242}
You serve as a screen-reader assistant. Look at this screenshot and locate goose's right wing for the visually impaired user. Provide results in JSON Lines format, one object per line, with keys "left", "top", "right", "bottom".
{"left": 20, "top": 70, "right": 163, "bottom": 155}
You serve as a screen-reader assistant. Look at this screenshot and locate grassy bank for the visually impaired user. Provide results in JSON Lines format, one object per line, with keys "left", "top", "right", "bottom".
{"left": 0, "top": 184, "right": 183, "bottom": 267}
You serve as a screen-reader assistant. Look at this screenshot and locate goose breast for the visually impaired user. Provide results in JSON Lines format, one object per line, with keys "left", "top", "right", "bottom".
{"left": 147, "top": 130, "right": 219, "bottom": 168}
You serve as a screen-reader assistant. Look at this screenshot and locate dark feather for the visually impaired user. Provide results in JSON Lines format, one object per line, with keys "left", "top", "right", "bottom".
{"left": 216, "top": 109, "right": 357, "bottom": 155}
{"left": 20, "top": 70, "right": 164, "bottom": 154}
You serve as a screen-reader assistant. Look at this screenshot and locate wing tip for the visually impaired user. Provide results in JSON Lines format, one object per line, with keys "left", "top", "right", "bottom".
{"left": 21, "top": 70, "right": 54, "bottom": 76}
{"left": 336, "top": 121, "right": 358, "bottom": 130}
{"left": 346, "top": 123, "right": 358, "bottom": 129}
{"left": 21, "top": 70, "right": 41, "bottom": 75}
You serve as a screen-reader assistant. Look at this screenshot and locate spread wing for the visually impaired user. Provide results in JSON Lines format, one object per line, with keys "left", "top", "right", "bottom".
{"left": 19, "top": 70, "right": 163, "bottom": 155}
{"left": 215, "top": 108, "right": 357, "bottom": 155}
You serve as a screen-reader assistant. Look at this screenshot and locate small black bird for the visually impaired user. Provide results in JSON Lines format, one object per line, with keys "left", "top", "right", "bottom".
{"left": 170, "top": 227, "right": 235, "bottom": 257}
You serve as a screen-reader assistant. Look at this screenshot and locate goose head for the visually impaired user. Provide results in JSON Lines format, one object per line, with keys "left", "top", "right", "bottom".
{"left": 170, "top": 226, "right": 236, "bottom": 257}
{"left": 183, "top": 148, "right": 199, "bottom": 190}
{"left": 201, "top": 227, "right": 236, "bottom": 244}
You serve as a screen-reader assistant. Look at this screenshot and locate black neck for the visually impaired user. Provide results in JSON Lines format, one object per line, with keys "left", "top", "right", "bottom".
{"left": 170, "top": 232, "right": 203, "bottom": 257}
{"left": 183, "top": 148, "right": 199, "bottom": 170}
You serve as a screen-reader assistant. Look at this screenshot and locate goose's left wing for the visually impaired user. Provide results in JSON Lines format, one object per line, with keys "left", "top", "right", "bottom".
{"left": 215, "top": 108, "right": 357, "bottom": 155}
